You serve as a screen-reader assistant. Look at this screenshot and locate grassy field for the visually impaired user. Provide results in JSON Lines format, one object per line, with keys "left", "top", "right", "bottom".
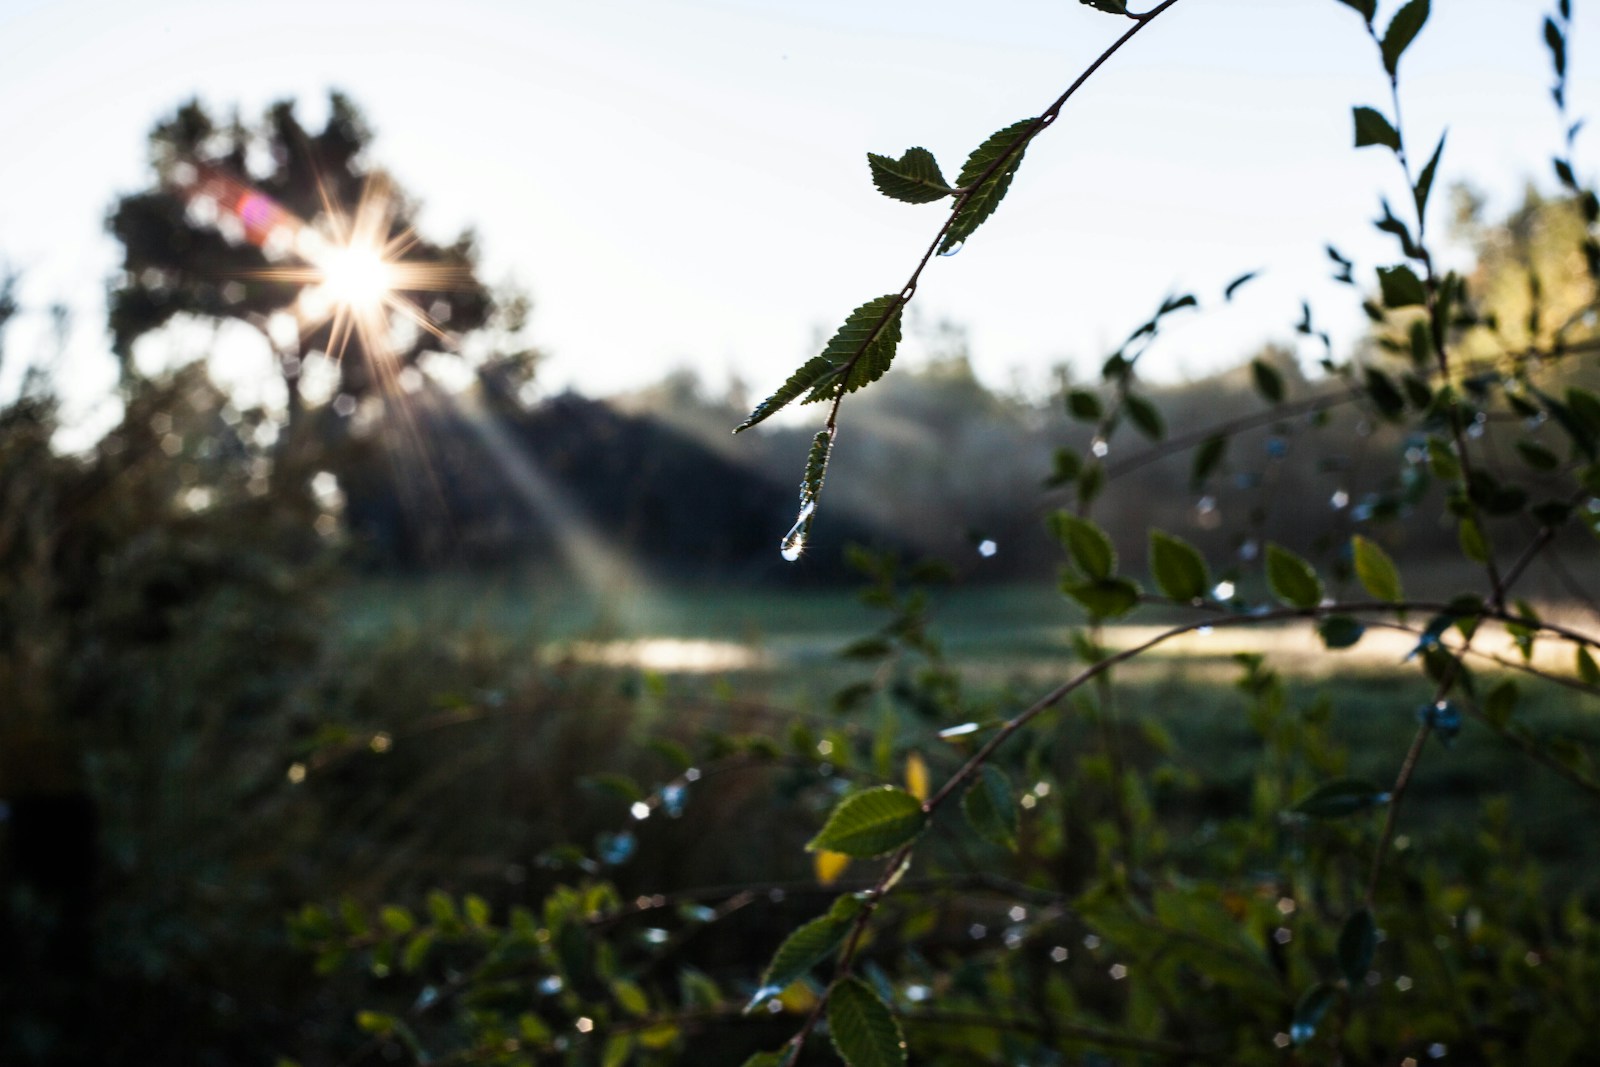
{"left": 333, "top": 569, "right": 1600, "bottom": 887}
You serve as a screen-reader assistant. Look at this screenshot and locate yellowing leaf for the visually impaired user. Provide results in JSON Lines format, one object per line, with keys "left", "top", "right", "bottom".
{"left": 815, "top": 849, "right": 850, "bottom": 886}
{"left": 904, "top": 752, "right": 930, "bottom": 802}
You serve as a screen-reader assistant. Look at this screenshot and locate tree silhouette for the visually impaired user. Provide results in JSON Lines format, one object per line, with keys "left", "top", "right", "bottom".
{"left": 106, "top": 93, "right": 494, "bottom": 430}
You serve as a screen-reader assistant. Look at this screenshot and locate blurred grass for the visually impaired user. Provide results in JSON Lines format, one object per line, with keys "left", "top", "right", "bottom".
{"left": 333, "top": 570, "right": 1600, "bottom": 886}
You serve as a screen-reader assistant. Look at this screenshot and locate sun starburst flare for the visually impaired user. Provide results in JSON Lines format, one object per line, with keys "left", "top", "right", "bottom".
{"left": 167, "top": 159, "right": 473, "bottom": 375}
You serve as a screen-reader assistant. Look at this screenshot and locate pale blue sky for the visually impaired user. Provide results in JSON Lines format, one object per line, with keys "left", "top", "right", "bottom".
{"left": 0, "top": 0, "right": 1593, "bottom": 435}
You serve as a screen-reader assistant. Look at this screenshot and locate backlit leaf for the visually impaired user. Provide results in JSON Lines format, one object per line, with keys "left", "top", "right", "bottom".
{"left": 962, "top": 765, "right": 1019, "bottom": 850}
{"left": 867, "top": 147, "right": 953, "bottom": 204}
{"left": 736, "top": 295, "right": 903, "bottom": 431}
{"left": 1149, "top": 529, "right": 1208, "bottom": 601}
{"left": 1352, "top": 535, "right": 1403, "bottom": 602}
{"left": 1265, "top": 543, "right": 1323, "bottom": 609}
{"left": 1049, "top": 511, "right": 1115, "bottom": 580}
{"left": 807, "top": 787, "right": 925, "bottom": 858}
{"left": 828, "top": 977, "right": 906, "bottom": 1067}
{"left": 942, "top": 119, "right": 1034, "bottom": 254}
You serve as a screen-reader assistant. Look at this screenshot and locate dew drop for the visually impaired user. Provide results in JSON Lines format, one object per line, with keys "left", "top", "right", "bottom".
{"left": 940, "top": 240, "right": 964, "bottom": 257}
{"left": 938, "top": 722, "right": 981, "bottom": 739}
{"left": 780, "top": 501, "right": 816, "bottom": 562}
{"left": 1289, "top": 1022, "right": 1315, "bottom": 1044}
{"left": 1091, "top": 436, "right": 1109, "bottom": 458}
{"left": 977, "top": 539, "right": 998, "bottom": 558}
{"left": 1330, "top": 489, "right": 1350, "bottom": 509}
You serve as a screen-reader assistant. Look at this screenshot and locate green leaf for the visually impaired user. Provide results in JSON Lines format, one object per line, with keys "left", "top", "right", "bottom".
{"left": 1377, "top": 265, "right": 1427, "bottom": 308}
{"left": 828, "top": 977, "right": 907, "bottom": 1067}
{"left": 1067, "top": 389, "right": 1103, "bottom": 421}
{"left": 1062, "top": 577, "right": 1141, "bottom": 619}
{"left": 736, "top": 295, "right": 903, "bottom": 430}
{"left": 614, "top": 978, "right": 650, "bottom": 1017}
{"left": 1149, "top": 530, "right": 1208, "bottom": 602}
{"left": 1427, "top": 436, "right": 1460, "bottom": 480}
{"left": 601, "top": 1035, "right": 633, "bottom": 1067}
{"left": 1265, "top": 543, "right": 1323, "bottom": 609}
{"left": 1381, "top": 0, "right": 1430, "bottom": 76}
{"left": 1413, "top": 131, "right": 1446, "bottom": 222}
{"left": 1485, "top": 678, "right": 1519, "bottom": 728}
{"left": 867, "top": 147, "right": 954, "bottom": 204}
{"left": 1515, "top": 438, "right": 1560, "bottom": 471}
{"left": 380, "top": 905, "right": 416, "bottom": 936}
{"left": 1338, "top": 909, "right": 1377, "bottom": 985}
{"left": 1458, "top": 517, "right": 1490, "bottom": 563}
{"left": 1224, "top": 270, "right": 1258, "bottom": 301}
{"left": 807, "top": 786, "right": 925, "bottom": 858}
{"left": 1352, "top": 535, "right": 1403, "bottom": 602}
{"left": 1078, "top": 0, "right": 1128, "bottom": 12}
{"left": 1364, "top": 366, "right": 1407, "bottom": 420}
{"left": 1317, "top": 615, "right": 1366, "bottom": 649}
{"left": 1191, "top": 434, "right": 1228, "bottom": 488}
{"left": 1579, "top": 647, "right": 1600, "bottom": 686}
{"left": 750, "top": 898, "right": 865, "bottom": 1009}
{"left": 1250, "top": 358, "right": 1285, "bottom": 403}
{"left": 1125, "top": 393, "right": 1165, "bottom": 440}
{"left": 962, "top": 765, "right": 1019, "bottom": 850}
{"left": 1335, "top": 0, "right": 1375, "bottom": 22}
{"left": 942, "top": 119, "right": 1034, "bottom": 254}
{"left": 1352, "top": 106, "right": 1400, "bottom": 151}
{"left": 739, "top": 1053, "right": 791, "bottom": 1067}
{"left": 1293, "top": 778, "right": 1388, "bottom": 818}
{"left": 1049, "top": 511, "right": 1115, "bottom": 580}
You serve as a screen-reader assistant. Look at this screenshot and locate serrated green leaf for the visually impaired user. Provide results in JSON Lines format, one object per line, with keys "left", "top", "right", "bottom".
{"left": 1352, "top": 535, "right": 1403, "bottom": 602}
{"left": 867, "top": 147, "right": 954, "bottom": 204}
{"left": 1353, "top": 106, "right": 1401, "bottom": 151}
{"left": 1125, "top": 393, "right": 1165, "bottom": 440}
{"left": 1149, "top": 530, "right": 1208, "bottom": 601}
{"left": 736, "top": 296, "right": 903, "bottom": 431}
{"left": 750, "top": 899, "right": 865, "bottom": 1009}
{"left": 1062, "top": 577, "right": 1141, "bottom": 619}
{"left": 828, "top": 977, "right": 906, "bottom": 1067}
{"left": 942, "top": 119, "right": 1034, "bottom": 253}
{"left": 1377, "top": 265, "right": 1427, "bottom": 308}
{"left": 1338, "top": 909, "right": 1377, "bottom": 985}
{"left": 807, "top": 786, "right": 925, "bottom": 858}
{"left": 1293, "top": 778, "right": 1388, "bottom": 818}
{"left": 1251, "top": 358, "right": 1285, "bottom": 403}
{"left": 1265, "top": 543, "right": 1323, "bottom": 609}
{"left": 1318, "top": 615, "right": 1366, "bottom": 649}
{"left": 962, "top": 765, "right": 1019, "bottom": 850}
{"left": 1382, "top": 0, "right": 1430, "bottom": 76}
{"left": 1049, "top": 511, "right": 1115, "bottom": 580}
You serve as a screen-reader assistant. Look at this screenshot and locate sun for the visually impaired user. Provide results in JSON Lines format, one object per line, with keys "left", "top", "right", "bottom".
{"left": 314, "top": 240, "right": 395, "bottom": 313}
